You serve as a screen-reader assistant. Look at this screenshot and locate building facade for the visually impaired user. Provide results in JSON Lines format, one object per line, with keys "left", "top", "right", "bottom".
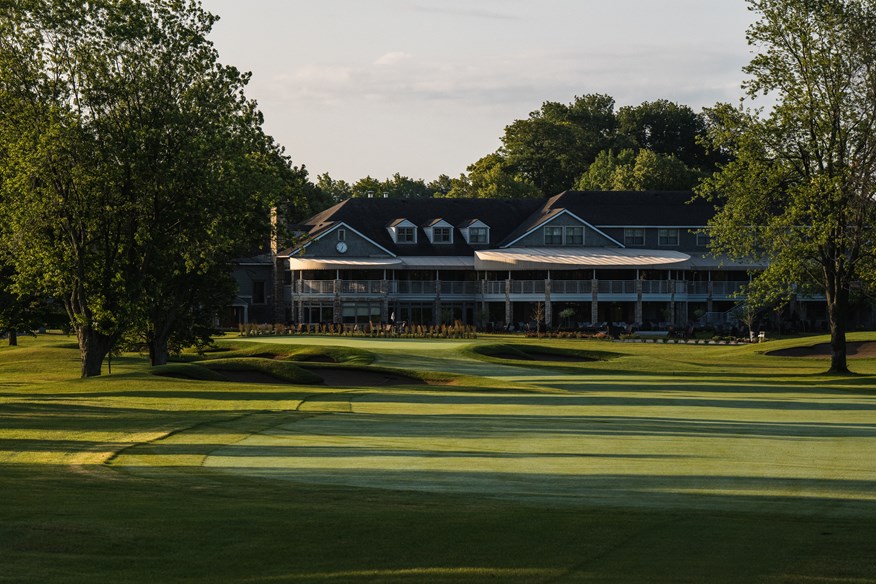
{"left": 232, "top": 191, "right": 864, "bottom": 332}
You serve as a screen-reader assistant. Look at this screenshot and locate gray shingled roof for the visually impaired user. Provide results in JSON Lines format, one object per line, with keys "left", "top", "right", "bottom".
{"left": 287, "top": 191, "right": 714, "bottom": 256}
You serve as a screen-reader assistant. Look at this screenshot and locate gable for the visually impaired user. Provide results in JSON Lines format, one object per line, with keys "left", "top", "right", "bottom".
{"left": 503, "top": 210, "right": 622, "bottom": 248}
{"left": 295, "top": 223, "right": 394, "bottom": 258}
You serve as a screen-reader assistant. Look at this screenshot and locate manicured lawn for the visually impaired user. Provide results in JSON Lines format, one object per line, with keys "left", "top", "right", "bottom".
{"left": 1, "top": 333, "right": 876, "bottom": 582}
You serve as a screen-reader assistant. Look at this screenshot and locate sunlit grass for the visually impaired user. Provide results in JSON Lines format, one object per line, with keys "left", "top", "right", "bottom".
{"left": 2, "top": 332, "right": 876, "bottom": 582}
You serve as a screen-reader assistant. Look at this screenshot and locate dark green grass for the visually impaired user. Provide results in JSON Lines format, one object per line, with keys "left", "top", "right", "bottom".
{"left": 2, "top": 334, "right": 876, "bottom": 583}
{"left": 4, "top": 463, "right": 876, "bottom": 584}
{"left": 177, "top": 341, "right": 375, "bottom": 366}
{"left": 198, "top": 357, "right": 323, "bottom": 384}
{"left": 463, "top": 342, "right": 619, "bottom": 368}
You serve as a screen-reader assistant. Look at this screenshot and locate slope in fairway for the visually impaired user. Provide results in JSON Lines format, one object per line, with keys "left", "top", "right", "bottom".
{"left": 5, "top": 334, "right": 876, "bottom": 583}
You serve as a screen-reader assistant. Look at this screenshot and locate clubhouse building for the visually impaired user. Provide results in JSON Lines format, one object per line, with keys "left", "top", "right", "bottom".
{"left": 231, "top": 190, "right": 854, "bottom": 332}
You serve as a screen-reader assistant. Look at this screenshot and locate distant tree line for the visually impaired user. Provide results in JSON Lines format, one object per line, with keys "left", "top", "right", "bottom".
{"left": 306, "top": 96, "right": 726, "bottom": 208}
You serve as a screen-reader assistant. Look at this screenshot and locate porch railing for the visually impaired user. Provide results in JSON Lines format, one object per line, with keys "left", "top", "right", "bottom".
{"left": 295, "top": 278, "right": 757, "bottom": 298}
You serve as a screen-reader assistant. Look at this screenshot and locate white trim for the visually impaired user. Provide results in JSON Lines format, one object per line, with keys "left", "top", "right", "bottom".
{"left": 502, "top": 209, "right": 624, "bottom": 249}
{"left": 292, "top": 222, "right": 397, "bottom": 257}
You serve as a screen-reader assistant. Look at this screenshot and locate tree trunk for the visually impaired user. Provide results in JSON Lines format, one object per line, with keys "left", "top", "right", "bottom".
{"left": 826, "top": 288, "right": 849, "bottom": 375}
{"left": 8, "top": 331, "right": 17, "bottom": 346}
{"left": 148, "top": 334, "right": 170, "bottom": 366}
{"left": 77, "top": 326, "right": 115, "bottom": 378}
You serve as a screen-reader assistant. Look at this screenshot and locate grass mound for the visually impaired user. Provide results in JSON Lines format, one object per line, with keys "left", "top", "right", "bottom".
{"left": 466, "top": 343, "right": 617, "bottom": 365}
{"left": 199, "top": 358, "right": 323, "bottom": 385}
{"left": 177, "top": 342, "right": 375, "bottom": 365}
{"left": 151, "top": 362, "right": 224, "bottom": 381}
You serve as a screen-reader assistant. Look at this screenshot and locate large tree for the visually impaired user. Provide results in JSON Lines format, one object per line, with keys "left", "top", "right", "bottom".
{"left": 0, "top": 0, "right": 275, "bottom": 376}
{"left": 617, "top": 99, "right": 715, "bottom": 170}
{"left": 501, "top": 94, "right": 619, "bottom": 195}
{"left": 698, "top": 0, "right": 876, "bottom": 373}
{"left": 445, "top": 153, "right": 541, "bottom": 199}
{"left": 577, "top": 148, "right": 702, "bottom": 191}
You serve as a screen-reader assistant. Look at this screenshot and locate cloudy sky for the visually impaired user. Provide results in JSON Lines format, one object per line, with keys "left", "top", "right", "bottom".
{"left": 200, "top": 0, "right": 755, "bottom": 182}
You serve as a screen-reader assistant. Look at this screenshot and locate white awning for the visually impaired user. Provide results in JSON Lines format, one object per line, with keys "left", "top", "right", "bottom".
{"left": 288, "top": 257, "right": 403, "bottom": 270}
{"left": 680, "top": 254, "right": 767, "bottom": 270}
{"left": 475, "top": 247, "right": 690, "bottom": 271}
{"left": 400, "top": 256, "right": 475, "bottom": 269}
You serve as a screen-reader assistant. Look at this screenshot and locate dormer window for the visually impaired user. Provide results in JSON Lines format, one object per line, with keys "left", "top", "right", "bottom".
{"left": 468, "top": 227, "right": 488, "bottom": 244}
{"left": 461, "top": 219, "right": 490, "bottom": 245}
{"left": 388, "top": 219, "right": 418, "bottom": 244}
{"left": 433, "top": 226, "right": 452, "bottom": 243}
{"left": 425, "top": 219, "right": 454, "bottom": 244}
{"left": 397, "top": 226, "right": 416, "bottom": 243}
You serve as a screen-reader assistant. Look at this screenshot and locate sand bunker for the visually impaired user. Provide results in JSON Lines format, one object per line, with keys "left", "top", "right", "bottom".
{"left": 768, "top": 341, "right": 876, "bottom": 359}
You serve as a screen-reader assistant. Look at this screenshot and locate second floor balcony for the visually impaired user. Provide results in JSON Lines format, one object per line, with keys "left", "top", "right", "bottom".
{"left": 292, "top": 279, "right": 760, "bottom": 300}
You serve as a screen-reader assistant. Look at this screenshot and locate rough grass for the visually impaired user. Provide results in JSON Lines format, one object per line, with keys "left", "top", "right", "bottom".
{"left": 464, "top": 342, "right": 618, "bottom": 366}
{"left": 2, "top": 333, "right": 876, "bottom": 583}
{"left": 198, "top": 357, "right": 324, "bottom": 384}
{"left": 176, "top": 341, "right": 376, "bottom": 366}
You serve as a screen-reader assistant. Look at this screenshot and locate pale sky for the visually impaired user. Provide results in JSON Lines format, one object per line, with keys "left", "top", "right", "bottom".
{"left": 201, "top": 0, "right": 755, "bottom": 183}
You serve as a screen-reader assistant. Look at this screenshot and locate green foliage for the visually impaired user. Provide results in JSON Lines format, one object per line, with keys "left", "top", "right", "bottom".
{"left": 446, "top": 94, "right": 719, "bottom": 198}
{"left": 576, "top": 148, "right": 702, "bottom": 191}
{"left": 697, "top": 0, "right": 876, "bottom": 373}
{"left": 0, "top": 0, "right": 282, "bottom": 375}
{"left": 315, "top": 172, "right": 353, "bottom": 204}
{"left": 445, "top": 153, "right": 541, "bottom": 199}
{"left": 501, "top": 94, "right": 619, "bottom": 195}
{"left": 617, "top": 99, "right": 719, "bottom": 170}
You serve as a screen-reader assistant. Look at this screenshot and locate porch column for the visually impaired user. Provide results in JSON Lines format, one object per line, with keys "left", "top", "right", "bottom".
{"left": 707, "top": 272, "right": 714, "bottom": 313}
{"left": 544, "top": 275, "right": 552, "bottom": 328}
{"left": 272, "top": 256, "right": 286, "bottom": 324}
{"left": 669, "top": 278, "right": 677, "bottom": 324}
{"left": 635, "top": 270, "right": 643, "bottom": 325}
{"left": 679, "top": 301, "right": 689, "bottom": 325}
{"left": 479, "top": 277, "right": 487, "bottom": 320}
{"left": 504, "top": 277, "right": 512, "bottom": 326}
{"left": 297, "top": 270, "right": 304, "bottom": 324}
{"left": 591, "top": 275, "right": 599, "bottom": 324}
{"left": 333, "top": 278, "right": 342, "bottom": 324}
{"left": 433, "top": 272, "right": 441, "bottom": 325}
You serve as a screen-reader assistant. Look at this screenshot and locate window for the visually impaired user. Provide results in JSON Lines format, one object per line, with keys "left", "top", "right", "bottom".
{"left": 397, "top": 227, "right": 416, "bottom": 243}
{"left": 432, "top": 226, "right": 452, "bottom": 243}
{"left": 544, "top": 226, "right": 564, "bottom": 245}
{"left": 468, "top": 227, "right": 488, "bottom": 244}
{"left": 696, "top": 231, "right": 710, "bottom": 247}
{"left": 658, "top": 228, "right": 679, "bottom": 246}
{"left": 624, "top": 228, "right": 645, "bottom": 246}
{"left": 338, "top": 229, "right": 346, "bottom": 241}
{"left": 564, "top": 226, "right": 583, "bottom": 245}
{"left": 252, "top": 280, "right": 266, "bottom": 304}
